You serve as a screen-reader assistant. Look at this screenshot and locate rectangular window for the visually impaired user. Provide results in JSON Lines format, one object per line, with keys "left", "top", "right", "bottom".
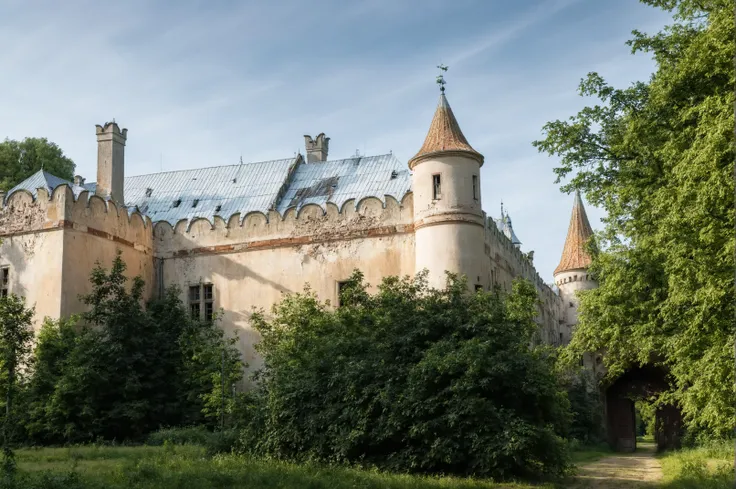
{"left": 559, "top": 332, "right": 563, "bottom": 344}
{"left": 337, "top": 281, "right": 349, "bottom": 307}
{"left": 203, "top": 284, "right": 214, "bottom": 321}
{"left": 472, "top": 175, "right": 478, "bottom": 200}
{"left": 474, "top": 284, "right": 483, "bottom": 292}
{"left": 0, "top": 267, "right": 8, "bottom": 297}
{"left": 189, "top": 285, "right": 201, "bottom": 320}
{"left": 432, "top": 174, "right": 441, "bottom": 200}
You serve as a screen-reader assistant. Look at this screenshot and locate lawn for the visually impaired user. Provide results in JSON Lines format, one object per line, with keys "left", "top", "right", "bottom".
{"left": 9, "top": 445, "right": 557, "bottom": 489}
{"left": 658, "top": 440, "right": 734, "bottom": 489}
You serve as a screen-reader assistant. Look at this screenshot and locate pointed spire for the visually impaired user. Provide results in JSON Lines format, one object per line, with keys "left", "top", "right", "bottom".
{"left": 409, "top": 93, "right": 483, "bottom": 168}
{"left": 554, "top": 190, "right": 594, "bottom": 275}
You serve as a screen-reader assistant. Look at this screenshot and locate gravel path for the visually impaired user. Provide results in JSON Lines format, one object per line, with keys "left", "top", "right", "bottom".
{"left": 572, "top": 442, "right": 663, "bottom": 488}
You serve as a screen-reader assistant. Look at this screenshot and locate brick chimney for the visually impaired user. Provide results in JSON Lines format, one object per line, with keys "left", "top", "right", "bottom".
{"left": 304, "top": 133, "right": 329, "bottom": 163}
{"left": 95, "top": 122, "right": 127, "bottom": 205}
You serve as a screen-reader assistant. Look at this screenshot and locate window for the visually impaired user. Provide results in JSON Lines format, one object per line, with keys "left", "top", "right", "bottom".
{"left": 337, "top": 281, "right": 349, "bottom": 307}
{"left": 203, "top": 284, "right": 214, "bottom": 321}
{"left": 474, "top": 284, "right": 483, "bottom": 292}
{"left": 579, "top": 356, "right": 585, "bottom": 367}
{"left": 0, "top": 267, "right": 8, "bottom": 297}
{"left": 189, "top": 285, "right": 201, "bottom": 319}
{"left": 472, "top": 175, "right": 478, "bottom": 200}
{"left": 559, "top": 332, "right": 563, "bottom": 344}
{"left": 192, "top": 199, "right": 199, "bottom": 208}
{"left": 173, "top": 199, "right": 181, "bottom": 208}
{"left": 432, "top": 174, "right": 441, "bottom": 200}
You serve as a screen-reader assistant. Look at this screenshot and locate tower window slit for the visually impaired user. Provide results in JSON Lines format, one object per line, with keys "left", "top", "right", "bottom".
{"left": 432, "top": 174, "right": 441, "bottom": 200}
{"left": 472, "top": 175, "right": 478, "bottom": 200}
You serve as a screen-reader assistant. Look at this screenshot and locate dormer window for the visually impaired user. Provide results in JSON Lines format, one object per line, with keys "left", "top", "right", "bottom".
{"left": 192, "top": 199, "right": 199, "bottom": 208}
{"left": 145, "top": 188, "right": 153, "bottom": 197}
{"left": 173, "top": 199, "right": 181, "bottom": 208}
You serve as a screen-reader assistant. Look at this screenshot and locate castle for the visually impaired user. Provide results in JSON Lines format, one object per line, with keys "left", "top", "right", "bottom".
{"left": 0, "top": 90, "right": 597, "bottom": 376}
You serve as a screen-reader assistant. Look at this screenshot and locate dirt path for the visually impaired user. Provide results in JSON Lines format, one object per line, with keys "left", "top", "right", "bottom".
{"left": 572, "top": 442, "right": 663, "bottom": 488}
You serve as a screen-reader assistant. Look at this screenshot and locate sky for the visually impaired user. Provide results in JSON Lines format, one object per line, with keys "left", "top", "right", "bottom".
{"left": 0, "top": 0, "right": 672, "bottom": 282}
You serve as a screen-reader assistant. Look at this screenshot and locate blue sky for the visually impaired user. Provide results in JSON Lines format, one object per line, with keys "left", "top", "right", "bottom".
{"left": 0, "top": 0, "right": 671, "bottom": 282}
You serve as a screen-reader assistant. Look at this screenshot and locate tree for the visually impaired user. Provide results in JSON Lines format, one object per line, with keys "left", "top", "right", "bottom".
{"left": 22, "top": 253, "right": 244, "bottom": 443}
{"left": 0, "top": 138, "right": 75, "bottom": 191}
{"left": 0, "top": 295, "right": 34, "bottom": 477}
{"left": 243, "top": 271, "right": 571, "bottom": 480}
{"left": 533, "top": 0, "right": 734, "bottom": 436}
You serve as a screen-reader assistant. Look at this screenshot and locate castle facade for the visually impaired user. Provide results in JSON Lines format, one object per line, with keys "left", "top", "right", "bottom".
{"left": 0, "top": 91, "right": 595, "bottom": 376}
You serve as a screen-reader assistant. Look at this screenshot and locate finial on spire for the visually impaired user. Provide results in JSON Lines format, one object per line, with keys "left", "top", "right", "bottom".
{"left": 436, "top": 64, "right": 448, "bottom": 93}
{"left": 500, "top": 200, "right": 504, "bottom": 218}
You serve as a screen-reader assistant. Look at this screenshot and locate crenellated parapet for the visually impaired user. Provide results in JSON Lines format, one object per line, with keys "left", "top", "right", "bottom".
{"left": 0, "top": 184, "right": 153, "bottom": 254}
{"left": 153, "top": 193, "right": 414, "bottom": 258}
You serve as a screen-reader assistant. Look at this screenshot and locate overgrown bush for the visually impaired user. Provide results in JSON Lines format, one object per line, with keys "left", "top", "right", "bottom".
{"left": 20, "top": 252, "right": 243, "bottom": 444}
{"left": 240, "top": 271, "right": 572, "bottom": 480}
{"left": 146, "top": 427, "right": 238, "bottom": 455}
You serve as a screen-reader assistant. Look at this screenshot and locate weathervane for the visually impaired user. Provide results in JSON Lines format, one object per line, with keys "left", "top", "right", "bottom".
{"left": 436, "top": 64, "right": 448, "bottom": 93}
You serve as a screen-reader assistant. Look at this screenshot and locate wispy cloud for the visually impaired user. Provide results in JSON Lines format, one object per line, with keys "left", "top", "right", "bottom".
{"left": 0, "top": 0, "right": 671, "bottom": 280}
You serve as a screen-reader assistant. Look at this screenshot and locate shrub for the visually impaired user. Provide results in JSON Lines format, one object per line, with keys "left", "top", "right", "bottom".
{"left": 241, "top": 271, "right": 571, "bottom": 480}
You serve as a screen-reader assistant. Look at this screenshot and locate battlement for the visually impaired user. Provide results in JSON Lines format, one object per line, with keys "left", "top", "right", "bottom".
{"left": 0, "top": 184, "right": 152, "bottom": 253}
{"left": 153, "top": 193, "right": 414, "bottom": 258}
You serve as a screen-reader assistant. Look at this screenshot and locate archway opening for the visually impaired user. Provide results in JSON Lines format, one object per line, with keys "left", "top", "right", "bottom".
{"left": 605, "top": 365, "right": 683, "bottom": 452}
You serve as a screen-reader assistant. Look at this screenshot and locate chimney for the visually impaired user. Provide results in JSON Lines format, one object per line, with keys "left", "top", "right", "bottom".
{"left": 304, "top": 133, "right": 329, "bottom": 163}
{"left": 74, "top": 175, "right": 85, "bottom": 186}
{"left": 95, "top": 122, "right": 127, "bottom": 205}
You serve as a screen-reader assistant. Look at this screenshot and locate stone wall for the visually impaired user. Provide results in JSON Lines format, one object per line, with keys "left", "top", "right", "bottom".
{"left": 0, "top": 185, "right": 154, "bottom": 328}
{"left": 153, "top": 194, "right": 415, "bottom": 378}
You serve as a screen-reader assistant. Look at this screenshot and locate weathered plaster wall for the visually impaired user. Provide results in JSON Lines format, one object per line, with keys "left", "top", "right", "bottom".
{"left": 0, "top": 185, "right": 154, "bottom": 329}
{"left": 59, "top": 190, "right": 154, "bottom": 318}
{"left": 154, "top": 194, "right": 415, "bottom": 378}
{"left": 484, "top": 217, "right": 566, "bottom": 345}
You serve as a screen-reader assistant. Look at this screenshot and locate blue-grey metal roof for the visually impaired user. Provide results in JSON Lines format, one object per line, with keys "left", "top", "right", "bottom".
{"left": 7, "top": 154, "right": 412, "bottom": 225}
{"left": 6, "top": 170, "right": 88, "bottom": 202}
{"left": 494, "top": 215, "right": 522, "bottom": 246}
{"left": 275, "top": 154, "right": 410, "bottom": 214}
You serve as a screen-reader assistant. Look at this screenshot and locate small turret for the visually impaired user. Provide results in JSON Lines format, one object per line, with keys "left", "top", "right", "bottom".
{"left": 410, "top": 73, "right": 486, "bottom": 291}
{"left": 95, "top": 121, "right": 127, "bottom": 205}
{"left": 554, "top": 191, "right": 597, "bottom": 342}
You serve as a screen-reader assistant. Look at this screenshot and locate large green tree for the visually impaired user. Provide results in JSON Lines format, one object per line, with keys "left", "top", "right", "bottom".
{"left": 242, "top": 271, "right": 571, "bottom": 480}
{"left": 534, "top": 0, "right": 734, "bottom": 436}
{"left": 0, "top": 138, "right": 75, "bottom": 191}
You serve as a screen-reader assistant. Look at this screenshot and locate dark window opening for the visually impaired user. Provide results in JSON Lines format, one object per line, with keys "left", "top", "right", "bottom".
{"left": 472, "top": 175, "right": 478, "bottom": 200}
{"left": 215, "top": 205, "right": 222, "bottom": 212}
{"left": 432, "top": 174, "right": 441, "bottom": 200}
{"left": 0, "top": 267, "right": 8, "bottom": 297}
{"left": 192, "top": 199, "right": 199, "bottom": 208}
{"left": 474, "top": 284, "right": 483, "bottom": 292}
{"left": 569, "top": 301, "right": 574, "bottom": 308}
{"left": 173, "top": 199, "right": 181, "bottom": 208}
{"left": 579, "top": 356, "right": 585, "bottom": 367}
{"left": 189, "top": 285, "right": 201, "bottom": 320}
{"left": 190, "top": 303, "right": 200, "bottom": 320}
{"left": 203, "top": 284, "right": 214, "bottom": 321}
{"left": 559, "top": 332, "right": 563, "bottom": 344}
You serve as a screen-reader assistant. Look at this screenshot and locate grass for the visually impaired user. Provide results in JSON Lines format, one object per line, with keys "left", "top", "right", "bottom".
{"left": 658, "top": 439, "right": 734, "bottom": 489}
{"left": 569, "top": 441, "right": 612, "bottom": 465}
{"left": 7, "top": 445, "right": 556, "bottom": 489}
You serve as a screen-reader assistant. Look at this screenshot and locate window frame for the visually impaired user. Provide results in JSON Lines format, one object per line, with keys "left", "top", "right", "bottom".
{"left": 203, "top": 283, "right": 214, "bottom": 322}
{"left": 336, "top": 280, "right": 349, "bottom": 307}
{"left": 189, "top": 284, "right": 201, "bottom": 320}
{"left": 432, "top": 173, "right": 441, "bottom": 200}
{"left": 0, "top": 267, "right": 8, "bottom": 298}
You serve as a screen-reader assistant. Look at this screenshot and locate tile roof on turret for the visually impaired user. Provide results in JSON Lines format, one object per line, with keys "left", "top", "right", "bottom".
{"left": 408, "top": 93, "right": 483, "bottom": 168}
{"left": 554, "top": 191, "right": 594, "bottom": 275}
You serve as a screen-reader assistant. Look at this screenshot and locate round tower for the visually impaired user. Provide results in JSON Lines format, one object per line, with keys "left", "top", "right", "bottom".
{"left": 554, "top": 191, "right": 597, "bottom": 341}
{"left": 409, "top": 88, "right": 486, "bottom": 291}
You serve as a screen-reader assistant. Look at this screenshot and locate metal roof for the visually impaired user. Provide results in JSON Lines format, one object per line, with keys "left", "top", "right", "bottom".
{"left": 7, "top": 154, "right": 411, "bottom": 225}
{"left": 275, "top": 154, "right": 410, "bottom": 214}
{"left": 6, "top": 170, "right": 88, "bottom": 202}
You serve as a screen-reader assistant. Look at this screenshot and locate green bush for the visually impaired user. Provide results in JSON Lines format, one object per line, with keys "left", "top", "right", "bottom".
{"left": 20, "top": 252, "right": 244, "bottom": 444}
{"left": 146, "top": 427, "right": 238, "bottom": 456}
{"left": 240, "top": 271, "right": 572, "bottom": 480}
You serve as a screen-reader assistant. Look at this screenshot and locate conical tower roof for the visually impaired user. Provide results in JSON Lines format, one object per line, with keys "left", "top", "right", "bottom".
{"left": 554, "top": 191, "right": 594, "bottom": 275}
{"left": 408, "top": 93, "right": 483, "bottom": 168}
